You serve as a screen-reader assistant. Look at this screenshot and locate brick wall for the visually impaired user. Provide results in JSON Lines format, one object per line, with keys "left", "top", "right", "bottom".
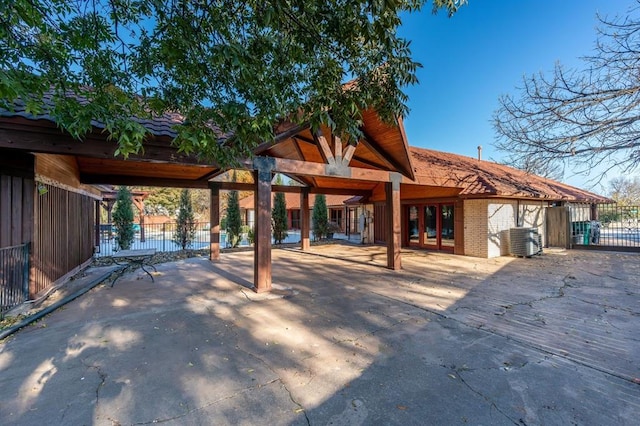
{"left": 465, "top": 199, "right": 547, "bottom": 258}
{"left": 463, "top": 199, "right": 489, "bottom": 257}
{"left": 488, "top": 201, "right": 517, "bottom": 257}
{"left": 520, "top": 202, "right": 546, "bottom": 247}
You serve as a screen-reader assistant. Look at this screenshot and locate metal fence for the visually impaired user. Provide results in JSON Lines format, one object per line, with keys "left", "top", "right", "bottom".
{"left": 570, "top": 203, "right": 640, "bottom": 249}
{"left": 97, "top": 222, "right": 212, "bottom": 257}
{"left": 1, "top": 243, "right": 29, "bottom": 318}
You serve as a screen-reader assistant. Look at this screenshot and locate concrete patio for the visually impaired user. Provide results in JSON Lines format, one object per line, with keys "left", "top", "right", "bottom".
{"left": 0, "top": 244, "right": 638, "bottom": 425}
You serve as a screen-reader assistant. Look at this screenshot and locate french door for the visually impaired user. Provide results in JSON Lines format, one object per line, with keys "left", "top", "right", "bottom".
{"left": 407, "top": 203, "right": 455, "bottom": 251}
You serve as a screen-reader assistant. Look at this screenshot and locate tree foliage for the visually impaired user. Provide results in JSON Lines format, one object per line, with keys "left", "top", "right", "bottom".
{"left": 113, "top": 186, "right": 134, "bottom": 250}
{"left": 133, "top": 186, "right": 208, "bottom": 219}
{"left": 140, "top": 187, "right": 182, "bottom": 216}
{"left": 189, "top": 189, "right": 210, "bottom": 220}
{"left": 225, "top": 190, "right": 242, "bottom": 247}
{"left": 1, "top": 0, "right": 465, "bottom": 164}
{"left": 272, "top": 176, "right": 288, "bottom": 244}
{"left": 609, "top": 176, "right": 640, "bottom": 205}
{"left": 173, "top": 189, "right": 196, "bottom": 250}
{"left": 494, "top": 1, "right": 640, "bottom": 178}
{"left": 312, "top": 194, "right": 328, "bottom": 240}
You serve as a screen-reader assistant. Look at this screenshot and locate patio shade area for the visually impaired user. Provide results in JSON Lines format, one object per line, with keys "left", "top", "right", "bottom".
{"left": 1, "top": 99, "right": 415, "bottom": 293}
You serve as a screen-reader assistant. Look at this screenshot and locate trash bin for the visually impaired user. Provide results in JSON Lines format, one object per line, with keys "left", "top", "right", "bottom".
{"left": 591, "top": 221, "right": 601, "bottom": 244}
{"left": 582, "top": 222, "right": 591, "bottom": 245}
{"left": 573, "top": 234, "right": 583, "bottom": 245}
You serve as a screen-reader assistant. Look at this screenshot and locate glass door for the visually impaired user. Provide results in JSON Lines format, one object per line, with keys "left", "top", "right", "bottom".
{"left": 423, "top": 205, "right": 438, "bottom": 248}
{"left": 408, "top": 205, "right": 420, "bottom": 245}
{"left": 440, "top": 204, "right": 455, "bottom": 249}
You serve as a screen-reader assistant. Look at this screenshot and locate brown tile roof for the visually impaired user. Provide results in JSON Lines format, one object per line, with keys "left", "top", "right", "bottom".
{"left": 0, "top": 91, "right": 225, "bottom": 139}
{"left": 409, "top": 146, "right": 610, "bottom": 203}
{"left": 239, "top": 193, "right": 352, "bottom": 210}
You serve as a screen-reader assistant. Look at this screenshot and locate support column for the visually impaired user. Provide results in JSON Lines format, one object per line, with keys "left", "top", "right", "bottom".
{"left": 209, "top": 184, "right": 220, "bottom": 261}
{"left": 386, "top": 173, "right": 402, "bottom": 270}
{"left": 95, "top": 200, "right": 101, "bottom": 251}
{"left": 254, "top": 157, "right": 274, "bottom": 292}
{"left": 102, "top": 200, "right": 115, "bottom": 225}
{"left": 300, "top": 188, "right": 310, "bottom": 251}
{"left": 132, "top": 198, "right": 146, "bottom": 242}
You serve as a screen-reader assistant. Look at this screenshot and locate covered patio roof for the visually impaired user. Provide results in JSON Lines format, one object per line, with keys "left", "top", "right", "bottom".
{"left": 0, "top": 101, "right": 414, "bottom": 193}
{"left": 1, "top": 97, "right": 410, "bottom": 292}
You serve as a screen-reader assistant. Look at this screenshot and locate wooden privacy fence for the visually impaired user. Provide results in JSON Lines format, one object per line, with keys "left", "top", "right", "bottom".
{"left": 0, "top": 243, "right": 29, "bottom": 319}
{"left": 32, "top": 183, "right": 95, "bottom": 297}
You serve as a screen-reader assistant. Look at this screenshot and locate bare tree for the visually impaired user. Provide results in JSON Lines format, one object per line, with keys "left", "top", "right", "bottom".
{"left": 494, "top": 1, "right": 640, "bottom": 179}
{"left": 609, "top": 176, "right": 640, "bottom": 205}
{"left": 497, "top": 154, "right": 566, "bottom": 181}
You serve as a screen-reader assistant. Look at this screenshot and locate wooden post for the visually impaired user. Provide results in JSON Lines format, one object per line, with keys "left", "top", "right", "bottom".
{"left": 139, "top": 211, "right": 145, "bottom": 243}
{"left": 102, "top": 200, "right": 115, "bottom": 225}
{"left": 386, "top": 174, "right": 402, "bottom": 270}
{"left": 209, "top": 184, "right": 220, "bottom": 261}
{"left": 132, "top": 198, "right": 146, "bottom": 243}
{"left": 254, "top": 157, "right": 274, "bottom": 292}
{"left": 94, "top": 200, "right": 101, "bottom": 251}
{"left": 301, "top": 188, "right": 310, "bottom": 250}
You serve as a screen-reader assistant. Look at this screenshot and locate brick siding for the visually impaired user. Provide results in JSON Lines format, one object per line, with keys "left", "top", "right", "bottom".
{"left": 465, "top": 199, "right": 547, "bottom": 258}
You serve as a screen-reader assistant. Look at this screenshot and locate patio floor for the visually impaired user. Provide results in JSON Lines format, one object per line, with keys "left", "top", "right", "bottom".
{"left": 1, "top": 244, "right": 638, "bottom": 425}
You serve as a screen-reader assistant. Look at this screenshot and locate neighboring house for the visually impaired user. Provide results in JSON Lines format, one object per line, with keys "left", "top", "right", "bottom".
{"left": 238, "top": 193, "right": 359, "bottom": 233}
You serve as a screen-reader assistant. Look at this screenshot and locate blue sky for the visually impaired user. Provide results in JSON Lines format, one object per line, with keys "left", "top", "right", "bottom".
{"left": 398, "top": 0, "right": 633, "bottom": 190}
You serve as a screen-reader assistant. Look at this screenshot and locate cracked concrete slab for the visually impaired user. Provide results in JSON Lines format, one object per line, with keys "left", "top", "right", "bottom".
{"left": 0, "top": 246, "right": 639, "bottom": 425}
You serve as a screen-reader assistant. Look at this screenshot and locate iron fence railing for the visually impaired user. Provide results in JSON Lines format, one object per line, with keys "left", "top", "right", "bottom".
{"left": 0, "top": 243, "right": 30, "bottom": 319}
{"left": 97, "top": 222, "right": 212, "bottom": 257}
{"left": 570, "top": 203, "right": 640, "bottom": 249}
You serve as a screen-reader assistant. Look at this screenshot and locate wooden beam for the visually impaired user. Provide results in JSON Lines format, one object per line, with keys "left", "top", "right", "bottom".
{"left": 0, "top": 122, "right": 214, "bottom": 166}
{"left": 350, "top": 154, "right": 388, "bottom": 169}
{"left": 359, "top": 130, "right": 395, "bottom": 170}
{"left": 292, "top": 138, "right": 306, "bottom": 160}
{"left": 291, "top": 138, "right": 320, "bottom": 188}
{"left": 292, "top": 134, "right": 315, "bottom": 146}
{"left": 309, "top": 187, "right": 371, "bottom": 196}
{"left": 210, "top": 186, "right": 220, "bottom": 260}
{"left": 360, "top": 128, "right": 412, "bottom": 177}
{"left": 386, "top": 174, "right": 402, "bottom": 270}
{"left": 254, "top": 122, "right": 311, "bottom": 154}
{"left": 197, "top": 168, "right": 226, "bottom": 181}
{"left": 80, "top": 174, "right": 209, "bottom": 188}
{"left": 333, "top": 135, "right": 342, "bottom": 164}
{"left": 209, "top": 182, "right": 299, "bottom": 192}
{"left": 244, "top": 157, "right": 394, "bottom": 183}
{"left": 313, "top": 130, "right": 335, "bottom": 164}
{"left": 208, "top": 180, "right": 371, "bottom": 196}
{"left": 342, "top": 144, "right": 356, "bottom": 167}
{"left": 282, "top": 173, "right": 308, "bottom": 187}
{"left": 301, "top": 189, "right": 310, "bottom": 251}
{"left": 253, "top": 157, "right": 273, "bottom": 292}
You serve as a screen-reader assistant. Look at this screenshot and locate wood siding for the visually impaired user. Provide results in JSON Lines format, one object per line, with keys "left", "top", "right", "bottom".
{"left": 0, "top": 152, "right": 35, "bottom": 248}
{"left": 35, "top": 154, "right": 82, "bottom": 188}
{"left": 546, "top": 206, "right": 570, "bottom": 248}
{"left": 32, "top": 183, "right": 95, "bottom": 297}
{"left": 374, "top": 203, "right": 387, "bottom": 243}
{"left": 454, "top": 200, "right": 464, "bottom": 255}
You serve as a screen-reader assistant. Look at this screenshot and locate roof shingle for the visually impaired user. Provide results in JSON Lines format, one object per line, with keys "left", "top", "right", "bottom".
{"left": 409, "top": 146, "right": 610, "bottom": 203}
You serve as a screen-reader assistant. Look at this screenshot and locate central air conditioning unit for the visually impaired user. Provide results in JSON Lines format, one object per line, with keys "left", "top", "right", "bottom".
{"left": 509, "top": 227, "right": 542, "bottom": 257}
